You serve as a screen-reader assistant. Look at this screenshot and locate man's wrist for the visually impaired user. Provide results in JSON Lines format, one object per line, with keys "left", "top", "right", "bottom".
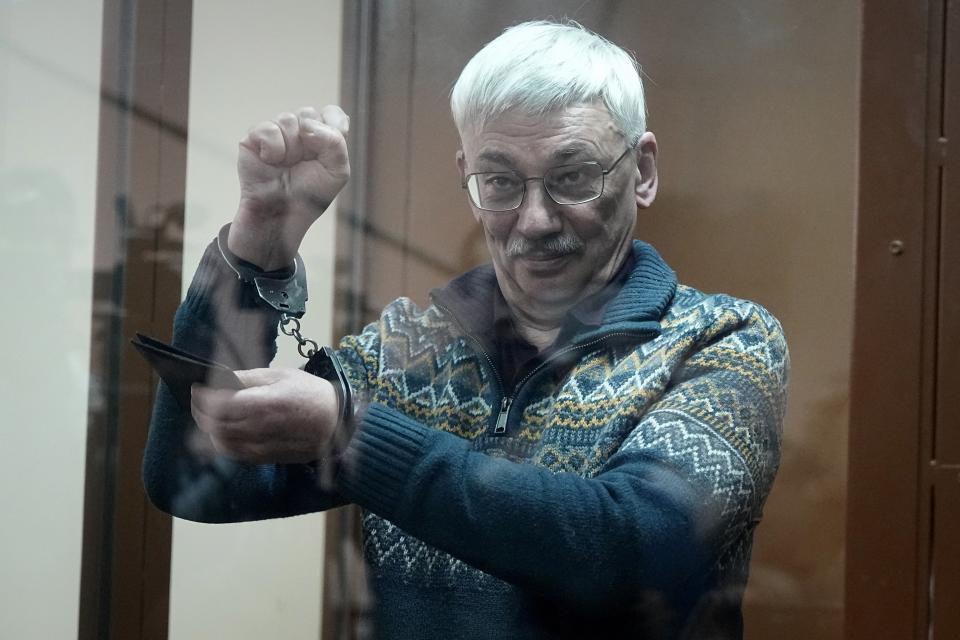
{"left": 226, "top": 215, "right": 300, "bottom": 271}
{"left": 217, "top": 223, "right": 309, "bottom": 317}
{"left": 304, "top": 346, "right": 354, "bottom": 431}
{"left": 229, "top": 194, "right": 320, "bottom": 268}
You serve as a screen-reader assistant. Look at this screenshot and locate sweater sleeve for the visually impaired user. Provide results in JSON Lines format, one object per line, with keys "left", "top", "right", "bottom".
{"left": 142, "top": 239, "right": 349, "bottom": 523}
{"left": 335, "top": 303, "right": 788, "bottom": 609}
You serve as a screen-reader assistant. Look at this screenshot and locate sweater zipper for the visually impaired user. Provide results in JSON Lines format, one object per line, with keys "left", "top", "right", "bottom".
{"left": 433, "top": 302, "right": 509, "bottom": 430}
{"left": 434, "top": 302, "right": 653, "bottom": 436}
{"left": 494, "top": 396, "right": 512, "bottom": 434}
{"left": 493, "top": 331, "right": 650, "bottom": 434}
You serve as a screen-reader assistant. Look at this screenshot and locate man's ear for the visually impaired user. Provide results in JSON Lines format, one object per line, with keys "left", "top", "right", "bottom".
{"left": 456, "top": 150, "right": 481, "bottom": 222}
{"left": 634, "top": 131, "right": 658, "bottom": 209}
{"left": 456, "top": 149, "right": 466, "bottom": 182}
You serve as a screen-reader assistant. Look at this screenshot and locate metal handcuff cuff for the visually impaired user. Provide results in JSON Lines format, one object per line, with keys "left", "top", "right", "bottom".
{"left": 216, "top": 223, "right": 354, "bottom": 432}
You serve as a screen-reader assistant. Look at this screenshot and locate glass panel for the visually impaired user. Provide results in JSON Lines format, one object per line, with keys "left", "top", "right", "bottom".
{"left": 1, "top": 1, "right": 867, "bottom": 638}
{"left": 37, "top": 1, "right": 861, "bottom": 639}
{"left": 0, "top": 1, "right": 103, "bottom": 638}
{"left": 166, "top": 1, "right": 343, "bottom": 639}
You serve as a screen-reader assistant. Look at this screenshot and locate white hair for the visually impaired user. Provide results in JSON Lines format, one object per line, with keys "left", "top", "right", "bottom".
{"left": 450, "top": 20, "right": 647, "bottom": 144}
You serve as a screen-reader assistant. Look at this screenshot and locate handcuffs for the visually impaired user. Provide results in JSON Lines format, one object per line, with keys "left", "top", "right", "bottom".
{"left": 216, "top": 223, "right": 354, "bottom": 433}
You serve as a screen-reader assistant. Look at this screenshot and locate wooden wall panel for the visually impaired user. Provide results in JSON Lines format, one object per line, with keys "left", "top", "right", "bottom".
{"left": 936, "top": 0, "right": 960, "bottom": 465}
{"left": 931, "top": 467, "right": 960, "bottom": 638}
{"left": 79, "top": 1, "right": 191, "bottom": 638}
{"left": 845, "top": 0, "right": 930, "bottom": 637}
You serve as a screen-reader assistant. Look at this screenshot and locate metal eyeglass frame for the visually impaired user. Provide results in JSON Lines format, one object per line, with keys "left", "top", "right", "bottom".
{"left": 461, "top": 145, "right": 636, "bottom": 212}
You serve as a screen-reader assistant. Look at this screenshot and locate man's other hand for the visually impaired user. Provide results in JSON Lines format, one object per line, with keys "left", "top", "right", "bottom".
{"left": 229, "top": 105, "right": 350, "bottom": 269}
{"left": 190, "top": 367, "right": 340, "bottom": 464}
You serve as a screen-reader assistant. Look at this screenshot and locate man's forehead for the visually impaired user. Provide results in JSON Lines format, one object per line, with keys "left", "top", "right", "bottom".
{"left": 474, "top": 144, "right": 597, "bottom": 166}
{"left": 461, "top": 104, "right": 622, "bottom": 162}
{"left": 467, "top": 104, "right": 616, "bottom": 135}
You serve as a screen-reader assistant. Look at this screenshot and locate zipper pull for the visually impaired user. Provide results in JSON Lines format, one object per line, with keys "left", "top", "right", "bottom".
{"left": 494, "top": 396, "right": 512, "bottom": 435}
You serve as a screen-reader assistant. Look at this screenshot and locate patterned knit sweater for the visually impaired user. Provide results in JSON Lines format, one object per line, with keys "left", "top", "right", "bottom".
{"left": 143, "top": 239, "right": 788, "bottom": 640}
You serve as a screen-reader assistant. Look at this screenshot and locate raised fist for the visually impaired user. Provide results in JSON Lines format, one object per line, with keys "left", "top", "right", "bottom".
{"left": 229, "top": 105, "right": 350, "bottom": 269}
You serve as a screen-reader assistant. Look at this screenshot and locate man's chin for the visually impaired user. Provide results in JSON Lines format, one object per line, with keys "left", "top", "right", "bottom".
{"left": 520, "top": 274, "right": 578, "bottom": 307}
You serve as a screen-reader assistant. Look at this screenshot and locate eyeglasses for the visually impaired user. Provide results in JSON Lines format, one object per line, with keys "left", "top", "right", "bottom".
{"left": 461, "top": 146, "right": 635, "bottom": 212}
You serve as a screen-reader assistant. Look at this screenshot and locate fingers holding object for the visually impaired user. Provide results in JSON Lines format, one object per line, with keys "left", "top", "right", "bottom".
{"left": 189, "top": 368, "right": 337, "bottom": 464}
{"left": 191, "top": 385, "right": 256, "bottom": 436}
{"left": 190, "top": 385, "right": 268, "bottom": 459}
{"left": 191, "top": 375, "right": 283, "bottom": 425}
{"left": 191, "top": 384, "right": 244, "bottom": 422}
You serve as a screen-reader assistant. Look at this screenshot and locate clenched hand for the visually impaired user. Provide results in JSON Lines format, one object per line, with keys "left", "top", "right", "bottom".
{"left": 228, "top": 105, "right": 350, "bottom": 269}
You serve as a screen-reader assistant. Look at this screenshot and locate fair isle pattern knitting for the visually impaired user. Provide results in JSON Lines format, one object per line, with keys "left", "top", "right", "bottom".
{"left": 336, "top": 277, "right": 788, "bottom": 590}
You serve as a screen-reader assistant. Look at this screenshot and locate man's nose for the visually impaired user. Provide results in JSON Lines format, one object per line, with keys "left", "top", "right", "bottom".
{"left": 515, "top": 179, "right": 563, "bottom": 237}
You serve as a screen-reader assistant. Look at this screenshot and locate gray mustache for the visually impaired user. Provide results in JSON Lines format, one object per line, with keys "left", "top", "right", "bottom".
{"left": 506, "top": 235, "right": 584, "bottom": 258}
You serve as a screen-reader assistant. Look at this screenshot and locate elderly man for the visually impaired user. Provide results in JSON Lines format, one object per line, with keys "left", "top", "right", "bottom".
{"left": 144, "top": 20, "right": 788, "bottom": 640}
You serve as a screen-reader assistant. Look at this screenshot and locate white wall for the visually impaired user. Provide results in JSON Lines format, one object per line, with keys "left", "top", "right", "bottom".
{"left": 0, "top": 1, "right": 103, "bottom": 638}
{"left": 169, "top": 2, "right": 343, "bottom": 639}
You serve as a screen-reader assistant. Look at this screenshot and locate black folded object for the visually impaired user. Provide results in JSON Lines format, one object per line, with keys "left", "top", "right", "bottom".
{"left": 131, "top": 333, "right": 243, "bottom": 410}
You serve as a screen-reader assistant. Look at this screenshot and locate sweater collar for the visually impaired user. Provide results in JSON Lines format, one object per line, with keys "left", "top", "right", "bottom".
{"left": 430, "top": 240, "right": 677, "bottom": 342}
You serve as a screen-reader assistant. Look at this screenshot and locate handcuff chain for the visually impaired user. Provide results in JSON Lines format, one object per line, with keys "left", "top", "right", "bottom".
{"left": 279, "top": 314, "right": 319, "bottom": 359}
